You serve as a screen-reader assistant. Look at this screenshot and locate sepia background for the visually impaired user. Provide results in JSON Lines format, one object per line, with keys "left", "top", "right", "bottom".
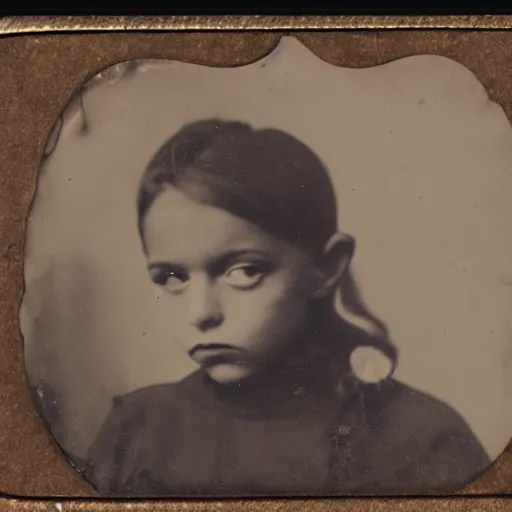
{"left": 20, "top": 37, "right": 512, "bottom": 465}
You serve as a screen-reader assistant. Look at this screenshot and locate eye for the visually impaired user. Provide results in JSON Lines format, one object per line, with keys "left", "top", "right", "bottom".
{"left": 153, "top": 270, "right": 189, "bottom": 293}
{"left": 164, "top": 273, "right": 189, "bottom": 292}
{"left": 225, "top": 263, "right": 265, "bottom": 289}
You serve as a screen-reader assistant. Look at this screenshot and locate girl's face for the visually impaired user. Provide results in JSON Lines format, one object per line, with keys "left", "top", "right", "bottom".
{"left": 143, "top": 185, "right": 321, "bottom": 384}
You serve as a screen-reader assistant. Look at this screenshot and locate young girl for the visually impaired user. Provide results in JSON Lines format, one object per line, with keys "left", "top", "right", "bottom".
{"left": 85, "top": 119, "right": 490, "bottom": 497}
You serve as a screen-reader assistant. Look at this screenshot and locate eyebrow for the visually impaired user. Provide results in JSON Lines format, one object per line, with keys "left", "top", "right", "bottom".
{"left": 147, "top": 249, "right": 276, "bottom": 274}
{"left": 208, "top": 249, "right": 276, "bottom": 273}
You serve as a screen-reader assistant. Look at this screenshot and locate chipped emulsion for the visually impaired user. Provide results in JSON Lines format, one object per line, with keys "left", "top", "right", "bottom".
{"left": 43, "top": 61, "right": 144, "bottom": 159}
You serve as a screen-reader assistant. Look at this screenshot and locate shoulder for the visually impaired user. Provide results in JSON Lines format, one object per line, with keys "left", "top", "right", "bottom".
{"left": 353, "top": 378, "right": 491, "bottom": 491}
{"left": 367, "top": 379, "right": 479, "bottom": 439}
{"left": 91, "top": 370, "right": 204, "bottom": 445}
{"left": 85, "top": 372, "right": 202, "bottom": 495}
{"left": 104, "top": 370, "right": 203, "bottom": 420}
{"left": 109, "top": 382, "right": 180, "bottom": 414}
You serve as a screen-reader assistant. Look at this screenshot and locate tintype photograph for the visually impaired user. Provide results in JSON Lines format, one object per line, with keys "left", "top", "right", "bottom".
{"left": 19, "top": 36, "right": 512, "bottom": 498}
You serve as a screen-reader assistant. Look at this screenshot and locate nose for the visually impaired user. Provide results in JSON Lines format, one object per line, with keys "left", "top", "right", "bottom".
{"left": 187, "top": 276, "right": 224, "bottom": 332}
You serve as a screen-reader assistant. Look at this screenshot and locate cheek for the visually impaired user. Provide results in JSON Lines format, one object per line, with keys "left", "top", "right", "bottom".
{"left": 156, "top": 292, "right": 190, "bottom": 327}
{"left": 222, "top": 276, "right": 310, "bottom": 331}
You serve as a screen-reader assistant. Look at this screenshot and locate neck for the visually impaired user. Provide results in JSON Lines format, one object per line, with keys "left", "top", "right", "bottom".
{"left": 203, "top": 309, "right": 357, "bottom": 412}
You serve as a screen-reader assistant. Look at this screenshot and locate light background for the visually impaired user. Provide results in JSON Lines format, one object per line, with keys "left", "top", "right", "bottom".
{"left": 21, "top": 37, "right": 512, "bottom": 462}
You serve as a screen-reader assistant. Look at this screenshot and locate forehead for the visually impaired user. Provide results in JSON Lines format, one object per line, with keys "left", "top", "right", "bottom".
{"left": 143, "top": 186, "right": 289, "bottom": 263}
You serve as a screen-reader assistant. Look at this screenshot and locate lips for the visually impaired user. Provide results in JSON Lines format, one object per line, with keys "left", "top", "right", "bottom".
{"left": 188, "top": 343, "right": 243, "bottom": 365}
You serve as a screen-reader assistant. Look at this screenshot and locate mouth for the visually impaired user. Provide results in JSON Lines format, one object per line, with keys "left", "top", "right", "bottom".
{"left": 188, "top": 343, "right": 244, "bottom": 366}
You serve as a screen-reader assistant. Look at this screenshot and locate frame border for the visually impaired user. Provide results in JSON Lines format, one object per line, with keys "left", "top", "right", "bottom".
{"left": 1, "top": 14, "right": 512, "bottom": 34}
{"left": 0, "top": 13, "right": 511, "bottom": 512}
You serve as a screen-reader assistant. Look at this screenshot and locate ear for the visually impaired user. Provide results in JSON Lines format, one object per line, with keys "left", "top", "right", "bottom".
{"left": 312, "top": 232, "right": 355, "bottom": 298}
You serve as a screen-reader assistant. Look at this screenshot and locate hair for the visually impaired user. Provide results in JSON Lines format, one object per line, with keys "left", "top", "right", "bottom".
{"left": 137, "top": 119, "right": 397, "bottom": 370}
{"left": 137, "top": 119, "right": 338, "bottom": 257}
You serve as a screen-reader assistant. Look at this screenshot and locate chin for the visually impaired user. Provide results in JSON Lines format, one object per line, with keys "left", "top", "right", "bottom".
{"left": 205, "top": 363, "right": 256, "bottom": 384}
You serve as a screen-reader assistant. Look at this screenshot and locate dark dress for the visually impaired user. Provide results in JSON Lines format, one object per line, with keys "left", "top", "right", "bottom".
{"left": 85, "top": 323, "right": 491, "bottom": 497}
